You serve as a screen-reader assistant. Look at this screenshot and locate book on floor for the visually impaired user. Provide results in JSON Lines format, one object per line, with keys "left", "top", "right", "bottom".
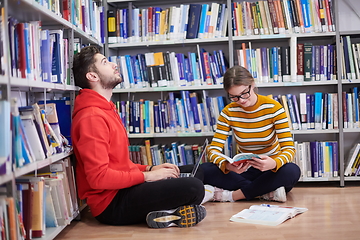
{"left": 230, "top": 204, "right": 308, "bottom": 226}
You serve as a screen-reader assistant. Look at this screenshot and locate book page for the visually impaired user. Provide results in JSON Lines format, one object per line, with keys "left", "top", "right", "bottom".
{"left": 230, "top": 208, "right": 289, "bottom": 226}
{"left": 230, "top": 204, "right": 308, "bottom": 226}
{"left": 233, "top": 153, "right": 260, "bottom": 162}
{"left": 251, "top": 204, "right": 308, "bottom": 216}
{"left": 211, "top": 151, "right": 259, "bottom": 164}
{"left": 210, "top": 151, "right": 232, "bottom": 162}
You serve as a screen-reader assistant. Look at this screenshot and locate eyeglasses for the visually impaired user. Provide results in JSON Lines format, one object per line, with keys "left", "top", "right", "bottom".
{"left": 228, "top": 85, "right": 252, "bottom": 102}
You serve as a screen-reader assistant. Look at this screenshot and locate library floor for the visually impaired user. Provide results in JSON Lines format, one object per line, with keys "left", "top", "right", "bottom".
{"left": 55, "top": 182, "right": 360, "bottom": 240}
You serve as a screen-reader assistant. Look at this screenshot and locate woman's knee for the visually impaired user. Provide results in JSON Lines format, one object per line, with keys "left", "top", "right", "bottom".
{"left": 200, "top": 162, "right": 221, "bottom": 175}
{"left": 280, "top": 163, "right": 301, "bottom": 191}
{"left": 285, "top": 162, "right": 301, "bottom": 179}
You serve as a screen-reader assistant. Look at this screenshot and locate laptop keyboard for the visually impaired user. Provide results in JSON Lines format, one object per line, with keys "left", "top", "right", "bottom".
{"left": 179, "top": 173, "right": 191, "bottom": 178}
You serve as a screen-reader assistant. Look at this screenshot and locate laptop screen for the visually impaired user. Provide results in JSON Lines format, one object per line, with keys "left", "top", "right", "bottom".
{"left": 190, "top": 138, "right": 209, "bottom": 177}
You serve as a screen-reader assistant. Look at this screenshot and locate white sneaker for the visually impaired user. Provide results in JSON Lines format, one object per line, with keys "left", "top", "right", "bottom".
{"left": 201, "top": 185, "right": 215, "bottom": 204}
{"left": 213, "top": 187, "right": 234, "bottom": 202}
{"left": 201, "top": 185, "right": 234, "bottom": 204}
{"left": 261, "top": 186, "right": 287, "bottom": 203}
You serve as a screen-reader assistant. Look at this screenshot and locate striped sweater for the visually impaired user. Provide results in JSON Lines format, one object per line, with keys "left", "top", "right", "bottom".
{"left": 208, "top": 94, "right": 295, "bottom": 173}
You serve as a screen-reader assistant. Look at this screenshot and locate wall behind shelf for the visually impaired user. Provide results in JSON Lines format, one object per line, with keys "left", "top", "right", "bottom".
{"left": 338, "top": 0, "right": 360, "bottom": 32}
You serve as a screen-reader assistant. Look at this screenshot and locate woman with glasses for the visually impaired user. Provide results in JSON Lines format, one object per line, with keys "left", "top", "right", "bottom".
{"left": 200, "top": 65, "right": 300, "bottom": 204}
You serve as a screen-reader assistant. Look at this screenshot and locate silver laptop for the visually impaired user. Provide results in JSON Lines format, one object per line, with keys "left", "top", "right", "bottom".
{"left": 179, "top": 139, "right": 209, "bottom": 178}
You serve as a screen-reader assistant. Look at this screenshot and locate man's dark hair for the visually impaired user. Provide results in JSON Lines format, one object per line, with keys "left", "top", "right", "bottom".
{"left": 72, "top": 46, "right": 100, "bottom": 89}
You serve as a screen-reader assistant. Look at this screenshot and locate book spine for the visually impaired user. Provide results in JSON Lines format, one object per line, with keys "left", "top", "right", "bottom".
{"left": 0, "top": 101, "right": 11, "bottom": 169}
{"left": 315, "top": 45, "right": 321, "bottom": 81}
{"left": 327, "top": 93, "right": 333, "bottom": 129}
{"left": 186, "top": 4, "right": 201, "bottom": 39}
{"left": 281, "top": 46, "right": 291, "bottom": 82}
{"left": 289, "top": 0, "right": 300, "bottom": 32}
{"left": 342, "top": 91, "right": 348, "bottom": 128}
{"left": 303, "top": 42, "right": 313, "bottom": 81}
{"left": 154, "top": 7, "right": 161, "bottom": 41}
{"left": 292, "top": 94, "right": 302, "bottom": 130}
{"left": 184, "top": 57, "right": 193, "bottom": 85}
{"left": 314, "top": 92, "right": 323, "bottom": 130}
{"left": 176, "top": 98, "right": 186, "bottom": 132}
{"left": 311, "top": 45, "right": 316, "bottom": 81}
{"left": 153, "top": 103, "right": 160, "bottom": 133}
{"left": 157, "top": 99, "right": 164, "bottom": 133}
{"left": 107, "top": 10, "right": 117, "bottom": 43}
{"left": 295, "top": 0, "right": 305, "bottom": 33}
{"left": 309, "top": 94, "right": 315, "bottom": 129}
{"left": 332, "top": 92, "right": 338, "bottom": 129}
{"left": 299, "top": 93, "right": 307, "bottom": 129}
{"left": 319, "top": 45, "right": 325, "bottom": 81}
{"left": 297, "top": 43, "right": 304, "bottom": 81}
{"left": 286, "top": 94, "right": 299, "bottom": 130}
{"left": 300, "top": 0, "right": 311, "bottom": 32}
{"left": 310, "top": 141, "right": 319, "bottom": 177}
{"left": 318, "top": 0, "right": 327, "bottom": 32}
{"left": 122, "top": 9, "right": 128, "bottom": 42}
{"left": 346, "top": 36, "right": 356, "bottom": 79}
{"left": 275, "top": 0, "right": 286, "bottom": 34}
{"left": 353, "top": 87, "right": 359, "bottom": 128}
{"left": 40, "top": 30, "right": 51, "bottom": 82}
{"left": 322, "top": 92, "right": 328, "bottom": 129}
{"left": 201, "top": 50, "right": 212, "bottom": 85}
{"left": 282, "top": 0, "right": 292, "bottom": 33}
{"left": 161, "top": 101, "right": 169, "bottom": 133}
{"left": 331, "top": 141, "right": 338, "bottom": 177}
{"left": 169, "top": 93, "right": 179, "bottom": 130}
{"left": 267, "top": 0, "right": 279, "bottom": 34}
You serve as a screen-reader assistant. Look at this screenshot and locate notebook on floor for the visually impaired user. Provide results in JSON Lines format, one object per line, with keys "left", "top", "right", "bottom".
{"left": 179, "top": 138, "right": 209, "bottom": 178}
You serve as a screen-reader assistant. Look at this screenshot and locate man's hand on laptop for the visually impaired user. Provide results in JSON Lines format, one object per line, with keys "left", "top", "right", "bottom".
{"left": 143, "top": 163, "right": 180, "bottom": 182}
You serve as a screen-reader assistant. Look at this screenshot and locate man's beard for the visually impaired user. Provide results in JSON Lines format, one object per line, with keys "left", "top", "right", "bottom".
{"left": 98, "top": 72, "right": 122, "bottom": 89}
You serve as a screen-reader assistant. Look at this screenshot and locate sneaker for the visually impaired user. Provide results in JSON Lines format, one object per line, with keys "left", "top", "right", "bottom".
{"left": 146, "top": 205, "right": 206, "bottom": 228}
{"left": 201, "top": 185, "right": 215, "bottom": 204}
{"left": 213, "top": 187, "right": 234, "bottom": 202}
{"left": 201, "top": 185, "right": 234, "bottom": 204}
{"left": 261, "top": 186, "right": 287, "bottom": 203}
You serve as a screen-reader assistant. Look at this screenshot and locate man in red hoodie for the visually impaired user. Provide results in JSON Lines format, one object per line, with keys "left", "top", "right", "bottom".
{"left": 71, "top": 46, "right": 206, "bottom": 228}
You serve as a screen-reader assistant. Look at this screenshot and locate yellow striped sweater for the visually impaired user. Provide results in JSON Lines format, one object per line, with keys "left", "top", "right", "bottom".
{"left": 208, "top": 94, "right": 295, "bottom": 173}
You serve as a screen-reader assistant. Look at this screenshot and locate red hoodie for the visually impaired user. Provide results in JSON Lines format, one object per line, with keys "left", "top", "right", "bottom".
{"left": 71, "top": 89, "right": 147, "bottom": 217}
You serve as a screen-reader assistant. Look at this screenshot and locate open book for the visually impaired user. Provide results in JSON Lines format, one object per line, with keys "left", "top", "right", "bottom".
{"left": 211, "top": 151, "right": 260, "bottom": 165}
{"left": 230, "top": 204, "right": 308, "bottom": 226}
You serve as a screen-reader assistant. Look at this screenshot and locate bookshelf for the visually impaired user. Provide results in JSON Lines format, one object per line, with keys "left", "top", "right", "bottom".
{"left": 104, "top": 0, "right": 360, "bottom": 186}
{"left": 0, "top": 0, "right": 104, "bottom": 239}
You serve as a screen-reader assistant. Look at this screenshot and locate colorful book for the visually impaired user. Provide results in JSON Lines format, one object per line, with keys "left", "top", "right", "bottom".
{"left": 345, "top": 143, "right": 360, "bottom": 176}
{"left": 310, "top": 141, "right": 319, "bottom": 178}
{"left": 314, "top": 92, "right": 323, "bottom": 130}
{"left": 0, "top": 100, "right": 11, "bottom": 175}
{"left": 303, "top": 42, "right": 313, "bottom": 81}
{"left": 186, "top": 4, "right": 202, "bottom": 39}
{"left": 189, "top": 92, "right": 201, "bottom": 133}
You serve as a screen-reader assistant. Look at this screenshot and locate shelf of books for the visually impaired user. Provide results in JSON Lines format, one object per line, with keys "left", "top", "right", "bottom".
{"left": 13, "top": 151, "right": 73, "bottom": 179}
{"left": 10, "top": 0, "right": 73, "bottom": 28}
{"left": 109, "top": 36, "right": 230, "bottom": 48}
{"left": 129, "top": 132, "right": 215, "bottom": 138}
{"left": 104, "top": 0, "right": 360, "bottom": 186}
{"left": 73, "top": 25, "right": 104, "bottom": 47}
{"left": 112, "top": 80, "right": 340, "bottom": 94}
{"left": 9, "top": 77, "right": 81, "bottom": 91}
{"left": 0, "top": 0, "right": 107, "bottom": 238}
